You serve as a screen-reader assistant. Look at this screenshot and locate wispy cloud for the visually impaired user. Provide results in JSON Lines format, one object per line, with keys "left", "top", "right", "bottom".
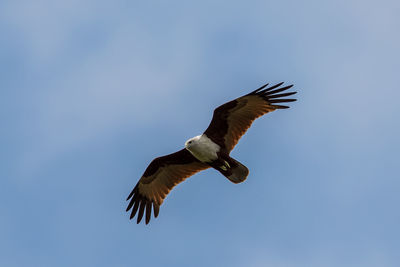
{"left": 1, "top": 1, "right": 400, "bottom": 266}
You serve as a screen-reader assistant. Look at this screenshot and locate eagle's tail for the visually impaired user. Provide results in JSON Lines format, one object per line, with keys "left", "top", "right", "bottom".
{"left": 213, "top": 156, "right": 249, "bottom": 184}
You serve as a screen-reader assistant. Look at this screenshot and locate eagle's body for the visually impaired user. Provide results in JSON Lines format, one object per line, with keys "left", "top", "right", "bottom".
{"left": 126, "top": 82, "right": 297, "bottom": 224}
{"left": 185, "top": 134, "right": 249, "bottom": 183}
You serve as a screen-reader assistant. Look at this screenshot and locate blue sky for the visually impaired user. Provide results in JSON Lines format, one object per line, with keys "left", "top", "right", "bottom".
{"left": 1, "top": 0, "right": 399, "bottom": 266}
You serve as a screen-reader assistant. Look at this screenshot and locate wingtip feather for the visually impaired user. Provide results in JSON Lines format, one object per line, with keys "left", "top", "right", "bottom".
{"left": 130, "top": 201, "right": 140, "bottom": 219}
{"left": 126, "top": 190, "right": 134, "bottom": 201}
{"left": 137, "top": 201, "right": 146, "bottom": 224}
{"left": 272, "top": 104, "right": 290, "bottom": 109}
{"left": 269, "top": 98, "right": 297, "bottom": 103}
{"left": 267, "top": 91, "right": 297, "bottom": 99}
{"left": 153, "top": 203, "right": 160, "bottom": 218}
{"left": 145, "top": 202, "right": 152, "bottom": 224}
{"left": 246, "top": 82, "right": 269, "bottom": 95}
{"left": 262, "top": 82, "right": 285, "bottom": 92}
{"left": 125, "top": 204, "right": 131, "bottom": 212}
{"left": 126, "top": 184, "right": 138, "bottom": 201}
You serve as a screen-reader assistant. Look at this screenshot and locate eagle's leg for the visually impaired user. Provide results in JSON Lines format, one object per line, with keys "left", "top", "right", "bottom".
{"left": 220, "top": 160, "right": 230, "bottom": 171}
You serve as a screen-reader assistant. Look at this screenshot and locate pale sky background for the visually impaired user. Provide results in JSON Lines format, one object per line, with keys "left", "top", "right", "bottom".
{"left": 1, "top": 0, "right": 400, "bottom": 266}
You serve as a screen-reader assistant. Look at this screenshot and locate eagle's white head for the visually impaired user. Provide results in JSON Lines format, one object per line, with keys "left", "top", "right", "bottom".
{"left": 185, "top": 135, "right": 201, "bottom": 149}
{"left": 184, "top": 134, "right": 220, "bottom": 163}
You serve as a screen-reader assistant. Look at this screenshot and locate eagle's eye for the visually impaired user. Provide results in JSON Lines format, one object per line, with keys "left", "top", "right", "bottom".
{"left": 188, "top": 141, "right": 192, "bottom": 144}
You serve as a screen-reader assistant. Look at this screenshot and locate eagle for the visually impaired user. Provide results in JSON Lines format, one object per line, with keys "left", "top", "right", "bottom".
{"left": 126, "top": 82, "right": 296, "bottom": 224}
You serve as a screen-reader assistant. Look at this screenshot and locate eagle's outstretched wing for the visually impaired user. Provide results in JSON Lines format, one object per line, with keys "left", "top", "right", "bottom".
{"left": 126, "top": 149, "right": 209, "bottom": 224}
{"left": 204, "top": 82, "right": 296, "bottom": 152}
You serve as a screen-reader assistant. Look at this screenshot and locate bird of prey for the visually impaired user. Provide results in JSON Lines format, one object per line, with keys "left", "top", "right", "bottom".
{"left": 126, "top": 82, "right": 296, "bottom": 224}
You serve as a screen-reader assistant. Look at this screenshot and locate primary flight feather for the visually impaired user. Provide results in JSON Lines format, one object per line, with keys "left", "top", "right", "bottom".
{"left": 126, "top": 82, "right": 297, "bottom": 224}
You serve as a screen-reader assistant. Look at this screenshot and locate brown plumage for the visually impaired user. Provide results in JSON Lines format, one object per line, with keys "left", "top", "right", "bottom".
{"left": 126, "top": 149, "right": 209, "bottom": 224}
{"left": 126, "top": 82, "right": 296, "bottom": 224}
{"left": 204, "top": 82, "right": 296, "bottom": 152}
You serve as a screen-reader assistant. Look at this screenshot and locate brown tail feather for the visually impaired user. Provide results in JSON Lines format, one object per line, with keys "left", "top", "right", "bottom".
{"left": 213, "top": 157, "right": 249, "bottom": 184}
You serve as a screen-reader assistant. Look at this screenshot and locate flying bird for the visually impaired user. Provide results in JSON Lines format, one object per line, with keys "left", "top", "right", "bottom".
{"left": 126, "top": 82, "right": 296, "bottom": 224}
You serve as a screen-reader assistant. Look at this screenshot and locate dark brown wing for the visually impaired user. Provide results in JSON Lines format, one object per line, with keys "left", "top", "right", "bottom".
{"left": 204, "top": 82, "right": 296, "bottom": 152}
{"left": 126, "top": 149, "right": 209, "bottom": 224}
